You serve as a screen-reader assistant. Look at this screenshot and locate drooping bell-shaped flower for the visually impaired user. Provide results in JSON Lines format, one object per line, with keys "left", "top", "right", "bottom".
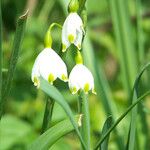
{"left": 68, "top": 51, "right": 96, "bottom": 94}
{"left": 62, "top": 12, "right": 84, "bottom": 52}
{"left": 31, "top": 48, "right": 68, "bottom": 87}
{"left": 69, "top": 64, "right": 96, "bottom": 94}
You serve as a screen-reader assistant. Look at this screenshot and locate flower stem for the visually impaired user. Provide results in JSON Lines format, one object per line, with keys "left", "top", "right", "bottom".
{"left": 41, "top": 97, "right": 55, "bottom": 134}
{"left": 78, "top": 91, "right": 90, "bottom": 150}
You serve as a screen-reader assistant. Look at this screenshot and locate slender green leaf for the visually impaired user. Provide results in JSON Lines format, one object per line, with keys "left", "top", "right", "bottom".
{"left": 39, "top": 77, "right": 87, "bottom": 150}
{"left": 108, "top": 0, "right": 137, "bottom": 96}
{"left": 127, "top": 63, "right": 150, "bottom": 150}
{"left": 136, "top": 0, "right": 144, "bottom": 65}
{"left": 38, "top": 0, "right": 55, "bottom": 22}
{"left": 29, "top": 115, "right": 82, "bottom": 150}
{"left": 100, "top": 116, "right": 112, "bottom": 150}
{"left": 94, "top": 90, "right": 150, "bottom": 150}
{"left": 0, "top": 0, "right": 2, "bottom": 119}
{"left": 94, "top": 62, "right": 150, "bottom": 150}
{"left": 0, "top": 10, "right": 28, "bottom": 120}
{"left": 41, "top": 98, "right": 55, "bottom": 134}
{"left": 78, "top": 91, "right": 90, "bottom": 149}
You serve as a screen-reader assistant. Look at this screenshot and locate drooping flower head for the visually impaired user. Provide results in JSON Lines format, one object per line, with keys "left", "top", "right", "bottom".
{"left": 31, "top": 48, "right": 68, "bottom": 87}
{"left": 62, "top": 0, "right": 85, "bottom": 52}
{"left": 68, "top": 51, "right": 96, "bottom": 94}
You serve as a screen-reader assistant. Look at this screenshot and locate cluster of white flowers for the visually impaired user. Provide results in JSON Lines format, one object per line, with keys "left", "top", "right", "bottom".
{"left": 31, "top": 0, "right": 96, "bottom": 95}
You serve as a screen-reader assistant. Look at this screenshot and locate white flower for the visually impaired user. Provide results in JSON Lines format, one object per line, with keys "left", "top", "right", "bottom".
{"left": 62, "top": 12, "right": 84, "bottom": 52}
{"left": 69, "top": 64, "right": 96, "bottom": 94}
{"left": 31, "top": 48, "right": 68, "bottom": 87}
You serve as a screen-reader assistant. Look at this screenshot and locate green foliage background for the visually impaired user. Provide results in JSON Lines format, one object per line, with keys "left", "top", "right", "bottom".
{"left": 1, "top": 0, "right": 150, "bottom": 149}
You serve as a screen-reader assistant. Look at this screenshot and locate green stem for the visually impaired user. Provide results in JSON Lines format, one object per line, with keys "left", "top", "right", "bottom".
{"left": 41, "top": 97, "right": 55, "bottom": 134}
{"left": 79, "top": 0, "right": 86, "bottom": 14}
{"left": 0, "top": 0, "right": 2, "bottom": 120}
{"left": 44, "top": 22, "right": 62, "bottom": 48}
{"left": 0, "top": 10, "right": 28, "bottom": 120}
{"left": 94, "top": 90, "right": 150, "bottom": 150}
{"left": 78, "top": 91, "right": 90, "bottom": 150}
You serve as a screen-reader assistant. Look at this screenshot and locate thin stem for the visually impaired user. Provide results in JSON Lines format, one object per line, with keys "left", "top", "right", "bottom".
{"left": 94, "top": 90, "right": 150, "bottom": 150}
{"left": 78, "top": 91, "right": 90, "bottom": 150}
{"left": 0, "top": 0, "right": 2, "bottom": 119}
{"left": 41, "top": 97, "right": 55, "bottom": 134}
{"left": 79, "top": 0, "right": 86, "bottom": 14}
{"left": 0, "top": 10, "right": 28, "bottom": 120}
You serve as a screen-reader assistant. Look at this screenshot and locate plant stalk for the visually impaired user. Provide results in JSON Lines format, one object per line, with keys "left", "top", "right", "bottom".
{"left": 41, "top": 97, "right": 55, "bottom": 134}
{"left": 78, "top": 91, "right": 90, "bottom": 150}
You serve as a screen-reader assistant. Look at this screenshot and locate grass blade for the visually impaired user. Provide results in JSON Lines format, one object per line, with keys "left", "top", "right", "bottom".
{"left": 78, "top": 91, "right": 90, "bottom": 149}
{"left": 39, "top": 77, "right": 87, "bottom": 150}
{"left": 108, "top": 0, "right": 137, "bottom": 96}
{"left": 94, "top": 62, "right": 150, "bottom": 150}
{"left": 127, "top": 63, "right": 150, "bottom": 150}
{"left": 0, "top": 0, "right": 2, "bottom": 120}
{"left": 94, "top": 90, "right": 150, "bottom": 150}
{"left": 136, "top": 0, "right": 144, "bottom": 65}
{"left": 28, "top": 115, "right": 82, "bottom": 150}
{"left": 100, "top": 116, "right": 113, "bottom": 150}
{"left": 0, "top": 10, "right": 28, "bottom": 120}
{"left": 41, "top": 98, "right": 55, "bottom": 134}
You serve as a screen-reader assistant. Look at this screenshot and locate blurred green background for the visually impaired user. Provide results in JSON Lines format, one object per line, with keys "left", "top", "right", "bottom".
{"left": 1, "top": 0, "right": 150, "bottom": 149}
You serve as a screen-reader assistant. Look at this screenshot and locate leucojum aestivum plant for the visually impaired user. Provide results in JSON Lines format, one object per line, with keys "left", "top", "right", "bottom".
{"left": 1, "top": 0, "right": 150, "bottom": 150}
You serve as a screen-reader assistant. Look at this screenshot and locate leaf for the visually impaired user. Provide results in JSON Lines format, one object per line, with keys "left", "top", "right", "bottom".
{"left": 39, "top": 77, "right": 87, "bottom": 149}
{"left": 0, "top": 0, "right": 3, "bottom": 120}
{"left": 0, "top": 10, "right": 28, "bottom": 120}
{"left": 28, "top": 115, "right": 81, "bottom": 150}
{"left": 108, "top": 0, "right": 137, "bottom": 96}
{"left": 100, "top": 116, "right": 113, "bottom": 150}
{"left": 94, "top": 62, "right": 150, "bottom": 150}
{"left": 127, "top": 62, "right": 150, "bottom": 150}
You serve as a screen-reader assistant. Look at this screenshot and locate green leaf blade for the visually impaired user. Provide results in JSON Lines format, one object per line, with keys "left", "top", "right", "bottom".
{"left": 100, "top": 116, "right": 113, "bottom": 150}
{"left": 0, "top": 10, "right": 28, "bottom": 120}
{"left": 29, "top": 116, "right": 81, "bottom": 150}
{"left": 39, "top": 78, "right": 87, "bottom": 150}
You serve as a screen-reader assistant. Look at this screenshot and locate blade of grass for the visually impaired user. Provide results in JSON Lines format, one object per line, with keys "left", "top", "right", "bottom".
{"left": 0, "top": 0, "right": 2, "bottom": 121}
{"left": 94, "top": 62, "right": 150, "bottom": 150}
{"left": 127, "top": 63, "right": 150, "bottom": 150}
{"left": 94, "top": 90, "right": 150, "bottom": 150}
{"left": 135, "top": 1, "right": 149, "bottom": 148}
{"left": 78, "top": 91, "right": 90, "bottom": 149}
{"left": 0, "top": 10, "right": 28, "bottom": 120}
{"left": 136, "top": 0, "right": 144, "bottom": 65}
{"left": 38, "top": 0, "right": 55, "bottom": 22}
{"left": 100, "top": 116, "right": 113, "bottom": 150}
{"left": 108, "top": 0, "right": 137, "bottom": 97}
{"left": 39, "top": 77, "right": 87, "bottom": 150}
{"left": 83, "top": 34, "right": 123, "bottom": 149}
{"left": 28, "top": 115, "right": 82, "bottom": 150}
{"left": 41, "top": 97, "right": 55, "bottom": 134}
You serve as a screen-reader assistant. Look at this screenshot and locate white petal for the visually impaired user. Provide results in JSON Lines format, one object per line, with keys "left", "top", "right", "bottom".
{"left": 74, "top": 27, "right": 83, "bottom": 50}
